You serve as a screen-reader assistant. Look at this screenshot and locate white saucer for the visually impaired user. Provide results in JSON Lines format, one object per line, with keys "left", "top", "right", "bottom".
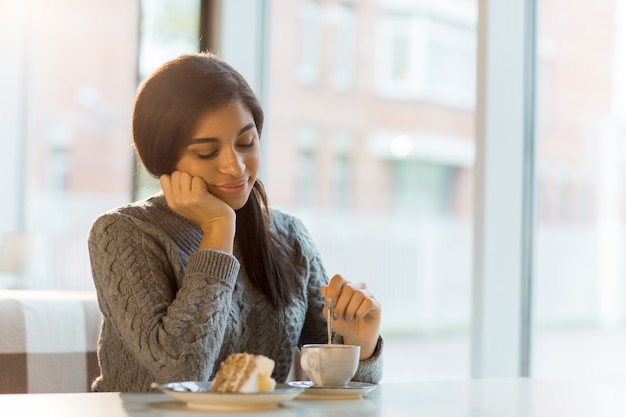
{"left": 157, "top": 381, "right": 304, "bottom": 411}
{"left": 288, "top": 381, "right": 378, "bottom": 400}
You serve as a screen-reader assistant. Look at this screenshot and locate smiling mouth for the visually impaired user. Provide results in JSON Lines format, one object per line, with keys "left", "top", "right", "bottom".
{"left": 215, "top": 180, "right": 248, "bottom": 194}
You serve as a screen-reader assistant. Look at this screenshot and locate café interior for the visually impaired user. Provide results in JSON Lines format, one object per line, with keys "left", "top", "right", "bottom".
{"left": 1, "top": 0, "right": 626, "bottom": 415}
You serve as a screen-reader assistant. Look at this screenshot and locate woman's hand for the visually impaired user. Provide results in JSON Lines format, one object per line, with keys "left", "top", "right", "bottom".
{"left": 321, "top": 274, "right": 381, "bottom": 360}
{"left": 160, "top": 171, "right": 236, "bottom": 252}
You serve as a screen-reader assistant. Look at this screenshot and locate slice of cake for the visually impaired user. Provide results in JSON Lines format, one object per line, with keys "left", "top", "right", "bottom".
{"left": 210, "top": 353, "right": 277, "bottom": 393}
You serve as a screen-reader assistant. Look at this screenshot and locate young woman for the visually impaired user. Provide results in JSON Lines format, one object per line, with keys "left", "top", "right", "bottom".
{"left": 88, "top": 52, "right": 383, "bottom": 392}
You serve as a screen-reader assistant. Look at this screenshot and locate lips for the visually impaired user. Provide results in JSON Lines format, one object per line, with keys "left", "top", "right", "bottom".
{"left": 215, "top": 179, "right": 248, "bottom": 194}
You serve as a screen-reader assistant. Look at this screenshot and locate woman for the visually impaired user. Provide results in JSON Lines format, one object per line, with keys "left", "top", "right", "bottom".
{"left": 88, "top": 52, "right": 383, "bottom": 392}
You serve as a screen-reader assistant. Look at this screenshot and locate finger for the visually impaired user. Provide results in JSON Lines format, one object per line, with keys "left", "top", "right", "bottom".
{"left": 320, "top": 286, "right": 337, "bottom": 320}
{"left": 331, "top": 285, "right": 352, "bottom": 319}
{"left": 341, "top": 290, "right": 367, "bottom": 321}
{"left": 325, "top": 274, "right": 347, "bottom": 306}
{"left": 178, "top": 171, "right": 193, "bottom": 192}
{"left": 160, "top": 174, "right": 172, "bottom": 199}
{"left": 353, "top": 296, "right": 376, "bottom": 320}
{"left": 321, "top": 285, "right": 328, "bottom": 304}
{"left": 159, "top": 174, "right": 171, "bottom": 190}
{"left": 334, "top": 284, "right": 367, "bottom": 321}
{"left": 191, "top": 176, "right": 208, "bottom": 195}
{"left": 167, "top": 171, "right": 180, "bottom": 195}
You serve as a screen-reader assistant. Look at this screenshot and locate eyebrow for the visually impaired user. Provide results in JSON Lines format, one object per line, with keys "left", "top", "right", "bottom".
{"left": 189, "top": 122, "right": 256, "bottom": 144}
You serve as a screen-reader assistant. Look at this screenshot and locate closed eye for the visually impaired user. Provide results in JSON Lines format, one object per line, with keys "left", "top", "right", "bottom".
{"left": 237, "top": 140, "right": 256, "bottom": 149}
{"left": 196, "top": 151, "right": 218, "bottom": 160}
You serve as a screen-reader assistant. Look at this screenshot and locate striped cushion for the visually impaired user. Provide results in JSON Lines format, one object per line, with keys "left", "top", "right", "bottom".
{"left": 0, "top": 290, "right": 101, "bottom": 393}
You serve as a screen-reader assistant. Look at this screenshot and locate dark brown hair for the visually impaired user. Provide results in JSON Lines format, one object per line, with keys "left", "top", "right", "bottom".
{"left": 133, "top": 52, "right": 297, "bottom": 309}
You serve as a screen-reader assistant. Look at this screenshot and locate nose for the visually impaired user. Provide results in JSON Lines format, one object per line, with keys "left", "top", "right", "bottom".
{"left": 218, "top": 146, "right": 245, "bottom": 176}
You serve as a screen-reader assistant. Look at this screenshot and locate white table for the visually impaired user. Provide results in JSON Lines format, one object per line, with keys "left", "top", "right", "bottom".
{"left": 2, "top": 378, "right": 626, "bottom": 416}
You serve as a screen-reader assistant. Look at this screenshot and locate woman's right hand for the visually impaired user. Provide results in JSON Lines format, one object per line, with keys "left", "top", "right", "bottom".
{"left": 160, "top": 171, "right": 236, "bottom": 252}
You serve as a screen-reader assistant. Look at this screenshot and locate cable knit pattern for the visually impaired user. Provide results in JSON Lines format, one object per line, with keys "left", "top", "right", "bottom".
{"left": 88, "top": 194, "right": 382, "bottom": 392}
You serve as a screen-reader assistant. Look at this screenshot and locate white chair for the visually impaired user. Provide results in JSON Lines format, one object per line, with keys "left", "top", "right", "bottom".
{"left": 0, "top": 290, "right": 101, "bottom": 393}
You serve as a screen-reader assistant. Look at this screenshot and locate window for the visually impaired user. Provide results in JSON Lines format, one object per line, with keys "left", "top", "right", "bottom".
{"left": 0, "top": 0, "right": 201, "bottom": 290}
{"left": 297, "top": 0, "right": 323, "bottom": 85}
{"left": 135, "top": 0, "right": 202, "bottom": 199}
{"left": 374, "top": 3, "right": 476, "bottom": 108}
{"left": 1, "top": 0, "right": 140, "bottom": 290}
{"left": 138, "top": 0, "right": 201, "bottom": 81}
{"left": 295, "top": 126, "right": 319, "bottom": 207}
{"left": 267, "top": 0, "right": 476, "bottom": 381}
{"left": 532, "top": 0, "right": 626, "bottom": 383}
{"left": 330, "top": 131, "right": 354, "bottom": 209}
{"left": 329, "top": 3, "right": 357, "bottom": 91}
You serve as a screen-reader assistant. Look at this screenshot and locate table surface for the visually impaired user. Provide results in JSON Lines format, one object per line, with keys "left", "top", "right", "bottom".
{"left": 2, "top": 378, "right": 626, "bottom": 416}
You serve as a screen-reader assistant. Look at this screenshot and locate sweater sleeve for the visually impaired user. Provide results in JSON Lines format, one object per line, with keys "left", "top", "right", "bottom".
{"left": 290, "top": 216, "right": 384, "bottom": 384}
{"left": 88, "top": 212, "right": 239, "bottom": 383}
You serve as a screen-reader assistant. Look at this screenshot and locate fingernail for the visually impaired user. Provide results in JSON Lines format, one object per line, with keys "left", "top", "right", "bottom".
{"left": 344, "top": 316, "right": 351, "bottom": 322}
{"left": 327, "top": 298, "right": 334, "bottom": 308}
{"left": 333, "top": 313, "right": 339, "bottom": 321}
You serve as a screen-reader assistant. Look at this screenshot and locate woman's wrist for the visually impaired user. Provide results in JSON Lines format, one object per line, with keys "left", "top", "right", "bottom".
{"left": 198, "top": 215, "right": 236, "bottom": 252}
{"left": 343, "top": 336, "right": 379, "bottom": 360}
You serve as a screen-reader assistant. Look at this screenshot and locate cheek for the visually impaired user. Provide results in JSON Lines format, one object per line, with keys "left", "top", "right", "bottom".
{"left": 246, "top": 152, "right": 261, "bottom": 175}
{"left": 249, "top": 159, "right": 260, "bottom": 176}
{"left": 175, "top": 158, "right": 213, "bottom": 180}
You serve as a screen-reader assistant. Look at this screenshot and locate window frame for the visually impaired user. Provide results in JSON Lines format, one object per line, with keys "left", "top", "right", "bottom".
{"left": 471, "top": 0, "right": 536, "bottom": 377}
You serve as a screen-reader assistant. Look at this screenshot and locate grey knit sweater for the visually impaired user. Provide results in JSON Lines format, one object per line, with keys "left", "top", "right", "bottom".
{"left": 87, "top": 194, "right": 382, "bottom": 392}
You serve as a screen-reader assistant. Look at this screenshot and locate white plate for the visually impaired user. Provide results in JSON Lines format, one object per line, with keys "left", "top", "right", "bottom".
{"left": 288, "top": 381, "right": 378, "bottom": 400}
{"left": 157, "top": 381, "right": 304, "bottom": 411}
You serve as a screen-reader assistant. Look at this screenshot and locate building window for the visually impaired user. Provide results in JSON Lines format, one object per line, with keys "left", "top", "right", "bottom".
{"left": 392, "top": 161, "right": 453, "bottom": 216}
{"left": 331, "top": 131, "right": 355, "bottom": 209}
{"left": 329, "top": 3, "right": 357, "bottom": 91}
{"left": 297, "top": 0, "right": 323, "bottom": 85}
{"left": 296, "top": 126, "right": 319, "bottom": 207}
{"left": 375, "top": 8, "right": 476, "bottom": 108}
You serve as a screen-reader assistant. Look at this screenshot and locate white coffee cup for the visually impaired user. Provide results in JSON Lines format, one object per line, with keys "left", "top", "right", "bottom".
{"left": 300, "top": 344, "right": 360, "bottom": 387}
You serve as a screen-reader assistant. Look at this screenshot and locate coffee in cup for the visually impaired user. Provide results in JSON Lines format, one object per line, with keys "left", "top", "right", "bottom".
{"left": 300, "top": 344, "right": 360, "bottom": 387}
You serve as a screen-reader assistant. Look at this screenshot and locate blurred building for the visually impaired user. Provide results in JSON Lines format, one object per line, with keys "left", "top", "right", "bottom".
{"left": 266, "top": 0, "right": 476, "bottom": 219}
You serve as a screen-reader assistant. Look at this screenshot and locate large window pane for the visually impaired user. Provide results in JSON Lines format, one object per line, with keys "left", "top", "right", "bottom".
{"left": 0, "top": 1, "right": 200, "bottom": 290}
{"left": 135, "top": 0, "right": 202, "bottom": 198}
{"left": 1, "top": 0, "right": 140, "bottom": 290}
{"left": 533, "top": 0, "right": 626, "bottom": 382}
{"left": 266, "top": 0, "right": 477, "bottom": 381}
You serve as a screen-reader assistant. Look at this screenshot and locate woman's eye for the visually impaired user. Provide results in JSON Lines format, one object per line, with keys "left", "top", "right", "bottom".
{"left": 238, "top": 140, "right": 256, "bottom": 149}
{"left": 196, "top": 151, "right": 218, "bottom": 159}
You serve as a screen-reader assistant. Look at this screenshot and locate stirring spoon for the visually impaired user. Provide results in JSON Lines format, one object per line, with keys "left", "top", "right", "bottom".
{"left": 327, "top": 299, "right": 333, "bottom": 345}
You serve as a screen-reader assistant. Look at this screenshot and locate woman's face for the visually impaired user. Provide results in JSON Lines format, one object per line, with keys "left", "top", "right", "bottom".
{"left": 175, "top": 100, "right": 261, "bottom": 210}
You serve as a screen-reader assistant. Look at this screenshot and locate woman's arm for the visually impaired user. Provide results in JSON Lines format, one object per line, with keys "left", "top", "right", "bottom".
{"left": 89, "top": 212, "right": 239, "bottom": 383}
{"left": 291, "top": 216, "right": 384, "bottom": 383}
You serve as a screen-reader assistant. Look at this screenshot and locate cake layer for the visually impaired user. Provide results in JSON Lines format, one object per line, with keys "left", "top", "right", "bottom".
{"left": 210, "top": 353, "right": 276, "bottom": 393}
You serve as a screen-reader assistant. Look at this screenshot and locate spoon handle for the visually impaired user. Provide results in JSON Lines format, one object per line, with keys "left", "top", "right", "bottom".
{"left": 327, "top": 300, "right": 333, "bottom": 345}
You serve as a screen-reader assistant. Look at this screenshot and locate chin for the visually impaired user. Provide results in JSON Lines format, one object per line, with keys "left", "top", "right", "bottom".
{"left": 225, "top": 194, "right": 253, "bottom": 211}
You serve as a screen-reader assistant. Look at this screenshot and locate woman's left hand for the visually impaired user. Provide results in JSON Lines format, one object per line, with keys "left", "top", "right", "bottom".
{"left": 321, "top": 274, "right": 381, "bottom": 360}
